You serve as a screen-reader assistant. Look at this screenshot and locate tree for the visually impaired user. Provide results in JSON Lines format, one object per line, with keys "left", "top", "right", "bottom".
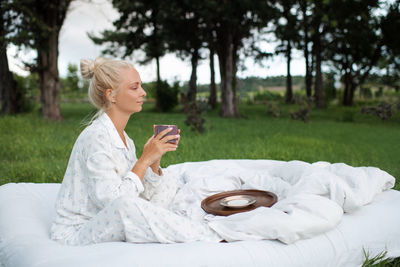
{"left": 298, "top": 0, "right": 313, "bottom": 99}
{"left": 309, "top": 0, "right": 331, "bottom": 108}
{"left": 200, "top": 0, "right": 274, "bottom": 117}
{"left": 379, "top": 2, "right": 400, "bottom": 92}
{"left": 0, "top": 0, "right": 23, "bottom": 114}
{"left": 325, "top": 0, "right": 383, "bottom": 106}
{"left": 6, "top": 0, "right": 72, "bottom": 120}
{"left": 90, "top": 0, "right": 168, "bottom": 110}
{"left": 61, "top": 63, "right": 80, "bottom": 93}
{"left": 274, "top": 0, "right": 299, "bottom": 104}
{"left": 162, "top": 0, "right": 206, "bottom": 104}
{"left": 208, "top": 47, "right": 217, "bottom": 109}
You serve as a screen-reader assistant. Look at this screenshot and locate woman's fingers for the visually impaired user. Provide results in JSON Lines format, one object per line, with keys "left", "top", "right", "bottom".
{"left": 160, "top": 134, "right": 180, "bottom": 143}
{"left": 155, "top": 127, "right": 173, "bottom": 140}
{"left": 166, "top": 145, "right": 178, "bottom": 152}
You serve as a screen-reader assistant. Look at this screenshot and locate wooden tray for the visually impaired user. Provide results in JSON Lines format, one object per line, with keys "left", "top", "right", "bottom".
{"left": 201, "top": 189, "right": 278, "bottom": 216}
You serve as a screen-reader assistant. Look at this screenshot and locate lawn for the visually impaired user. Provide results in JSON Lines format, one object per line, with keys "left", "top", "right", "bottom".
{"left": 0, "top": 101, "right": 399, "bottom": 190}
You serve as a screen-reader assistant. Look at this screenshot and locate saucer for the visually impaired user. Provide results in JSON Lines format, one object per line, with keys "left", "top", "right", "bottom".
{"left": 220, "top": 195, "right": 256, "bottom": 208}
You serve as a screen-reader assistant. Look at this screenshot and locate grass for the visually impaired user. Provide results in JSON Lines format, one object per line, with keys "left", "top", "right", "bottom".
{"left": 363, "top": 250, "right": 400, "bottom": 267}
{"left": 0, "top": 101, "right": 399, "bottom": 189}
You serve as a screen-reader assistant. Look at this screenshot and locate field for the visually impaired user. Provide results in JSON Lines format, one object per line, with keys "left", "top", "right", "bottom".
{"left": 0, "top": 101, "right": 399, "bottom": 190}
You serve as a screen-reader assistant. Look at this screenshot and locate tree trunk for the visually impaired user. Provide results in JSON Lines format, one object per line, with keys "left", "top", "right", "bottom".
{"left": 302, "top": 1, "right": 313, "bottom": 99}
{"left": 155, "top": 56, "right": 162, "bottom": 111}
{"left": 208, "top": 47, "right": 217, "bottom": 109}
{"left": 156, "top": 56, "right": 161, "bottom": 83}
{"left": 35, "top": 0, "right": 71, "bottom": 120}
{"left": 232, "top": 43, "right": 240, "bottom": 116}
{"left": 313, "top": 34, "right": 325, "bottom": 108}
{"left": 0, "top": 47, "right": 23, "bottom": 114}
{"left": 305, "top": 54, "right": 312, "bottom": 99}
{"left": 216, "top": 31, "right": 238, "bottom": 118}
{"left": 37, "top": 30, "right": 62, "bottom": 120}
{"left": 187, "top": 50, "right": 198, "bottom": 103}
{"left": 0, "top": 10, "right": 23, "bottom": 115}
{"left": 342, "top": 72, "right": 355, "bottom": 106}
{"left": 285, "top": 41, "right": 293, "bottom": 103}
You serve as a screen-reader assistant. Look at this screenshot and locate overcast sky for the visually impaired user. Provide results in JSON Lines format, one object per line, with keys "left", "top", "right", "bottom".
{"left": 7, "top": 0, "right": 306, "bottom": 84}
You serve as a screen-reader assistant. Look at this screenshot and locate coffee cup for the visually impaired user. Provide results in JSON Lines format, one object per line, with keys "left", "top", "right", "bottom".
{"left": 154, "top": 125, "right": 178, "bottom": 144}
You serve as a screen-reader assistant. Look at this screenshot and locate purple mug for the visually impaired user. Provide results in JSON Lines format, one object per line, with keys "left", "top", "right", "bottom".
{"left": 154, "top": 125, "right": 178, "bottom": 144}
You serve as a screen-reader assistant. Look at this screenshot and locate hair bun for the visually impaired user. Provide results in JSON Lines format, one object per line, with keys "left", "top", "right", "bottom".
{"left": 80, "top": 57, "right": 106, "bottom": 79}
{"left": 80, "top": 59, "right": 95, "bottom": 79}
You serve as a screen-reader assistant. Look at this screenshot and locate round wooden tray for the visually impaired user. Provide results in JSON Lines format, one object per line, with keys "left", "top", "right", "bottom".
{"left": 201, "top": 189, "right": 278, "bottom": 216}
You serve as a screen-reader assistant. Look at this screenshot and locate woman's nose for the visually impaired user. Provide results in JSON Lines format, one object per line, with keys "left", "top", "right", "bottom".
{"left": 141, "top": 86, "right": 146, "bottom": 97}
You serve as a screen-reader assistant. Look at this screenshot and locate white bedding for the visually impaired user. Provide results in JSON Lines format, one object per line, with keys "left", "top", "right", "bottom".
{"left": 168, "top": 160, "right": 395, "bottom": 244}
{"left": 1, "top": 159, "right": 400, "bottom": 267}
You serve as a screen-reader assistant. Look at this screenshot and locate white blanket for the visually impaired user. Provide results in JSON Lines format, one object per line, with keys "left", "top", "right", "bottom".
{"left": 167, "top": 160, "right": 395, "bottom": 244}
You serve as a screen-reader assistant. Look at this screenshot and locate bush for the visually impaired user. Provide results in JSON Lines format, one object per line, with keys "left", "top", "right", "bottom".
{"left": 181, "top": 93, "right": 207, "bottom": 133}
{"left": 324, "top": 72, "right": 337, "bottom": 101}
{"left": 254, "top": 90, "right": 283, "bottom": 102}
{"left": 155, "top": 81, "right": 179, "bottom": 112}
{"left": 266, "top": 101, "right": 283, "bottom": 118}
{"left": 290, "top": 95, "right": 312, "bottom": 123}
{"left": 142, "top": 81, "right": 158, "bottom": 100}
{"left": 360, "top": 87, "right": 373, "bottom": 99}
{"left": 13, "top": 73, "right": 39, "bottom": 112}
{"left": 184, "top": 101, "right": 207, "bottom": 133}
{"left": 361, "top": 101, "right": 395, "bottom": 121}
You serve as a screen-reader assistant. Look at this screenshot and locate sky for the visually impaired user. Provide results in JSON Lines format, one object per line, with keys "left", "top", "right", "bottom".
{"left": 7, "top": 0, "right": 307, "bottom": 84}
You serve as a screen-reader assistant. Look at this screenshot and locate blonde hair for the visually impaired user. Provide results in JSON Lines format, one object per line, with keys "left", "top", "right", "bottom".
{"left": 80, "top": 57, "right": 133, "bottom": 123}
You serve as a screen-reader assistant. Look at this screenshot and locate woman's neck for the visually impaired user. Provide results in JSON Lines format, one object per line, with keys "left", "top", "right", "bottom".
{"left": 106, "top": 109, "right": 130, "bottom": 136}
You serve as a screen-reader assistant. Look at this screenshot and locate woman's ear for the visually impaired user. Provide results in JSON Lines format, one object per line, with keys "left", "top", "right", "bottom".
{"left": 105, "top": 89, "right": 115, "bottom": 103}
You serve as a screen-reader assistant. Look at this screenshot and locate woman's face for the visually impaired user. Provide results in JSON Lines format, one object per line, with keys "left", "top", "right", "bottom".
{"left": 113, "top": 67, "right": 146, "bottom": 114}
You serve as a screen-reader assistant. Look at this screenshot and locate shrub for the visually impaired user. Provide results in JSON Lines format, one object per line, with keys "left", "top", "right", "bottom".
{"left": 13, "top": 73, "right": 39, "bottom": 112}
{"left": 155, "top": 81, "right": 179, "bottom": 112}
{"left": 266, "top": 101, "right": 282, "bottom": 118}
{"left": 290, "top": 108, "right": 310, "bottom": 123}
{"left": 290, "top": 95, "right": 311, "bottom": 123}
{"left": 361, "top": 101, "right": 395, "bottom": 121}
{"left": 181, "top": 93, "right": 207, "bottom": 133}
{"left": 360, "top": 87, "right": 373, "bottom": 99}
{"left": 254, "top": 90, "right": 283, "bottom": 102}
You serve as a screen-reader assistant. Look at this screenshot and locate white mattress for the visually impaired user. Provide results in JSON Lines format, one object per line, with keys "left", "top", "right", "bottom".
{"left": 1, "top": 161, "right": 400, "bottom": 267}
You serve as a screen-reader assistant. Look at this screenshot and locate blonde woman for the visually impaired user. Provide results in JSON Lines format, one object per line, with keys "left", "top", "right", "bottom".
{"left": 50, "top": 57, "right": 220, "bottom": 245}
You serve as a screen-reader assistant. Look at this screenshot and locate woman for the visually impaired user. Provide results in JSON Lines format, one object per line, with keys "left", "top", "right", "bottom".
{"left": 50, "top": 57, "right": 220, "bottom": 245}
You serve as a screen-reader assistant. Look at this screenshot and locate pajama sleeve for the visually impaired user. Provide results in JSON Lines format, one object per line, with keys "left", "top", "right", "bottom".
{"left": 140, "top": 167, "right": 164, "bottom": 200}
{"left": 85, "top": 147, "right": 144, "bottom": 210}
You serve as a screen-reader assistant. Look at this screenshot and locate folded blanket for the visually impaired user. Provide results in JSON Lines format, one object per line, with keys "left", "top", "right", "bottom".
{"left": 167, "top": 160, "right": 395, "bottom": 244}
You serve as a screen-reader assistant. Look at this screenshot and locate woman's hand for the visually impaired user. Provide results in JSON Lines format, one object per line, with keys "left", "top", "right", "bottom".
{"left": 139, "top": 128, "right": 181, "bottom": 167}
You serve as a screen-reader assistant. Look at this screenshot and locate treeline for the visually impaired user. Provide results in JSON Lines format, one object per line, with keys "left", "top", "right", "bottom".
{"left": 196, "top": 76, "right": 305, "bottom": 93}
{"left": 1, "top": 0, "right": 400, "bottom": 120}
{"left": 90, "top": 0, "right": 400, "bottom": 116}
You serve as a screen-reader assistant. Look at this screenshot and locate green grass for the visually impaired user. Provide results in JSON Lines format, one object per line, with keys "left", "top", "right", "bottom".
{"left": 0, "top": 102, "right": 399, "bottom": 189}
{"left": 363, "top": 250, "right": 400, "bottom": 267}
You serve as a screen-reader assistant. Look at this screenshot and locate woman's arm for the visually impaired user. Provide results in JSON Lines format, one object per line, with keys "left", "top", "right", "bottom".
{"left": 86, "top": 150, "right": 145, "bottom": 209}
{"left": 132, "top": 127, "right": 179, "bottom": 180}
